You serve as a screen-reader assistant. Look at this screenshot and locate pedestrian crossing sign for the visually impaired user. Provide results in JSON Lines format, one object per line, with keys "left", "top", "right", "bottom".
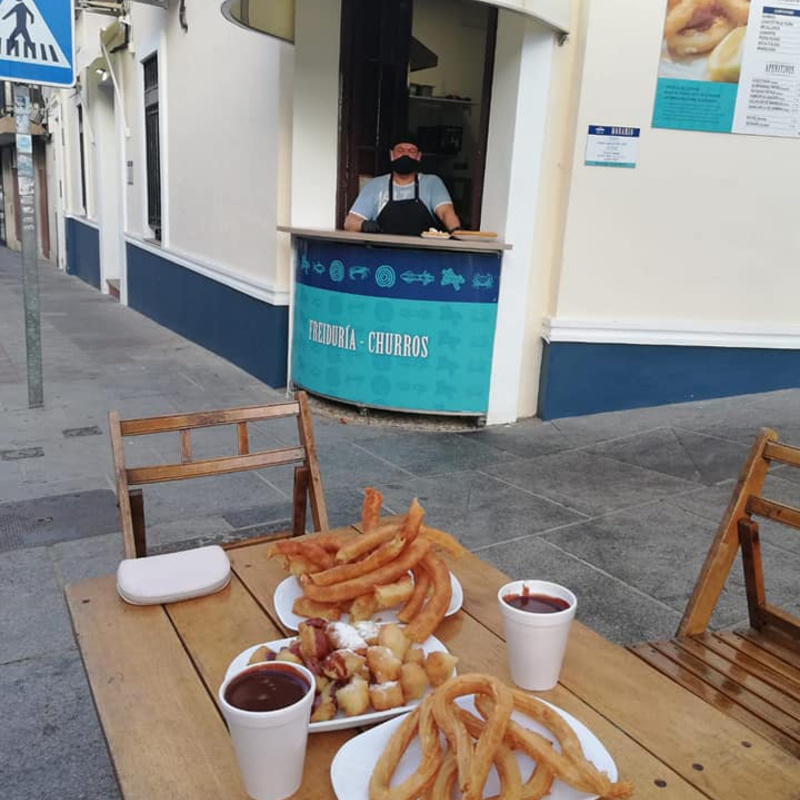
{"left": 0, "top": 0, "right": 74, "bottom": 87}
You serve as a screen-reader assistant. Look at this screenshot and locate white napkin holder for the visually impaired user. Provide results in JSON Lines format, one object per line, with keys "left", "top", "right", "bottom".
{"left": 116, "top": 545, "right": 231, "bottom": 605}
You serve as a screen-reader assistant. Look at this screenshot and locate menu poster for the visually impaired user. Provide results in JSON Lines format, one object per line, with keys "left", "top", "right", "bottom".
{"left": 653, "top": 0, "right": 800, "bottom": 137}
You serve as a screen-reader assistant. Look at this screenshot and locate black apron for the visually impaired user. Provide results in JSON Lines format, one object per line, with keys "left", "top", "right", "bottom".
{"left": 376, "top": 175, "right": 442, "bottom": 236}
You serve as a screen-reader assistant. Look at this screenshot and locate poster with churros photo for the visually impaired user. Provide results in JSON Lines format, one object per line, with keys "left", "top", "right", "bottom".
{"left": 654, "top": 1, "right": 800, "bottom": 137}
{"left": 653, "top": 0, "right": 752, "bottom": 132}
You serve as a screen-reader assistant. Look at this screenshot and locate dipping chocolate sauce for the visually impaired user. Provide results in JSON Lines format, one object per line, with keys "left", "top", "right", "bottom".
{"left": 224, "top": 664, "right": 310, "bottom": 712}
{"left": 503, "top": 586, "right": 570, "bottom": 614}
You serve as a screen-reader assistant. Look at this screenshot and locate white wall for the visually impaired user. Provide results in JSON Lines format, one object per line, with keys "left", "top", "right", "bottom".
{"left": 290, "top": 0, "right": 341, "bottom": 229}
{"left": 554, "top": 0, "right": 800, "bottom": 332}
{"left": 160, "top": 0, "right": 290, "bottom": 284}
{"left": 54, "top": 1, "right": 292, "bottom": 303}
{"left": 483, "top": 11, "right": 555, "bottom": 423}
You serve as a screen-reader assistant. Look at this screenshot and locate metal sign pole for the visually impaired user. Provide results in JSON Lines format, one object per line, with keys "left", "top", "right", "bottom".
{"left": 14, "top": 83, "right": 43, "bottom": 408}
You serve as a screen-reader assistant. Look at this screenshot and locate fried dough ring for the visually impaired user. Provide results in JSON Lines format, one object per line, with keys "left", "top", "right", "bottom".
{"left": 361, "top": 487, "right": 383, "bottom": 532}
{"left": 475, "top": 691, "right": 633, "bottom": 799}
{"left": 368, "top": 696, "right": 441, "bottom": 800}
{"left": 432, "top": 674, "right": 514, "bottom": 800}
{"left": 668, "top": 15, "right": 734, "bottom": 56}
{"left": 300, "top": 537, "right": 432, "bottom": 603}
{"left": 308, "top": 535, "right": 406, "bottom": 586}
{"left": 397, "top": 563, "right": 431, "bottom": 623}
{"left": 718, "top": 0, "right": 750, "bottom": 26}
{"left": 403, "top": 553, "right": 452, "bottom": 643}
{"left": 664, "top": 0, "right": 715, "bottom": 38}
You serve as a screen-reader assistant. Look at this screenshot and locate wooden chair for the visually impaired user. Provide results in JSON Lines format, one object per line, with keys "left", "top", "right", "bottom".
{"left": 109, "top": 391, "right": 328, "bottom": 559}
{"left": 628, "top": 427, "right": 800, "bottom": 757}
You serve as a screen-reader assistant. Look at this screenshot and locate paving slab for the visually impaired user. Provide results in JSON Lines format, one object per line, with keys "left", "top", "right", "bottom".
{"left": 0, "top": 490, "right": 119, "bottom": 550}
{"left": 484, "top": 450, "right": 698, "bottom": 517}
{"left": 0, "top": 649, "right": 121, "bottom": 800}
{"left": 355, "top": 431, "right": 518, "bottom": 477}
{"left": 583, "top": 427, "right": 749, "bottom": 485}
{"left": 0, "top": 547, "right": 75, "bottom": 664}
{"left": 375, "top": 471, "right": 586, "bottom": 549}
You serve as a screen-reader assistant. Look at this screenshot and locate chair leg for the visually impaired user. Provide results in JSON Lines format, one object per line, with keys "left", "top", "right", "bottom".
{"left": 292, "top": 466, "right": 310, "bottom": 538}
{"left": 739, "top": 518, "right": 766, "bottom": 630}
{"left": 678, "top": 427, "right": 777, "bottom": 636}
{"left": 129, "top": 489, "right": 148, "bottom": 558}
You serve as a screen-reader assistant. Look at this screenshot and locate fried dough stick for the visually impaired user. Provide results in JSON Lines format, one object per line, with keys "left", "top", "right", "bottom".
{"left": 338, "top": 499, "right": 424, "bottom": 564}
{"left": 455, "top": 707, "right": 554, "bottom": 800}
{"left": 403, "top": 553, "right": 451, "bottom": 643}
{"left": 300, "top": 537, "right": 432, "bottom": 603}
{"left": 307, "top": 534, "right": 406, "bottom": 586}
{"left": 420, "top": 524, "right": 466, "bottom": 559}
{"left": 475, "top": 691, "right": 634, "bottom": 799}
{"left": 397, "top": 563, "right": 431, "bottom": 623}
{"left": 361, "top": 487, "right": 383, "bottom": 532}
{"left": 425, "top": 740, "right": 522, "bottom": 800}
{"left": 368, "top": 696, "right": 441, "bottom": 800}
{"left": 432, "top": 675, "right": 514, "bottom": 800}
{"left": 267, "top": 539, "right": 334, "bottom": 570}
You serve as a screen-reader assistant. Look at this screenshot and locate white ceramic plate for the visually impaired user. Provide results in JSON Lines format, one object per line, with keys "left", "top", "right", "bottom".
{"left": 274, "top": 572, "right": 464, "bottom": 631}
{"left": 224, "top": 631, "right": 455, "bottom": 733}
{"left": 330, "top": 696, "right": 618, "bottom": 800}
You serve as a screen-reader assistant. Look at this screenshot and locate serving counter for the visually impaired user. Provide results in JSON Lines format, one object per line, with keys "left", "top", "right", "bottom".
{"left": 280, "top": 227, "right": 512, "bottom": 416}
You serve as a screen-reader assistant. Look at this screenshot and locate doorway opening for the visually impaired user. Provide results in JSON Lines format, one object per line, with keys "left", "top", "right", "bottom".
{"left": 336, "top": 0, "right": 497, "bottom": 230}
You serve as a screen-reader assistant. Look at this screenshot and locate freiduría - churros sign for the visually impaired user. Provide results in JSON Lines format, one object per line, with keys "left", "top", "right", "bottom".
{"left": 291, "top": 238, "right": 501, "bottom": 414}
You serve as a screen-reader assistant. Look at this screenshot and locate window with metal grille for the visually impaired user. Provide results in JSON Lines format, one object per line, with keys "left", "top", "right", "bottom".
{"left": 143, "top": 54, "right": 161, "bottom": 240}
{"left": 78, "top": 104, "right": 88, "bottom": 213}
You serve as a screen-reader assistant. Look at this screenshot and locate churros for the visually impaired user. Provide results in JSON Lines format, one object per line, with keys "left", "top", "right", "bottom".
{"left": 268, "top": 491, "right": 465, "bottom": 637}
{"left": 361, "top": 486, "right": 383, "bottom": 532}
{"left": 369, "top": 673, "right": 633, "bottom": 800}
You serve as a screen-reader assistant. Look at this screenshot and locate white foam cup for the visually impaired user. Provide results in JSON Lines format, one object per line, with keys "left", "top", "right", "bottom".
{"left": 219, "top": 661, "right": 315, "bottom": 800}
{"left": 497, "top": 580, "right": 577, "bottom": 691}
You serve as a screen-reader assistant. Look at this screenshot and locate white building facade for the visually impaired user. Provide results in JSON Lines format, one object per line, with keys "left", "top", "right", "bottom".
{"left": 50, "top": 0, "right": 800, "bottom": 421}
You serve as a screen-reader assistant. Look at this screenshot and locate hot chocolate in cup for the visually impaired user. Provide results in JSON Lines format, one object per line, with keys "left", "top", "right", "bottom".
{"left": 497, "top": 580, "right": 577, "bottom": 691}
{"left": 219, "top": 661, "right": 315, "bottom": 800}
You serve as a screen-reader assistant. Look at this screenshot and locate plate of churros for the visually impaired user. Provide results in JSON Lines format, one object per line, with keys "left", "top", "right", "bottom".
{"left": 274, "top": 571, "right": 463, "bottom": 630}
{"left": 268, "top": 490, "right": 467, "bottom": 639}
{"left": 224, "top": 620, "right": 458, "bottom": 733}
{"left": 331, "top": 674, "right": 632, "bottom": 800}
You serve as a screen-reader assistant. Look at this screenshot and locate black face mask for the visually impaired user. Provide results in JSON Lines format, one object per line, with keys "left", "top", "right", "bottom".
{"left": 391, "top": 156, "right": 420, "bottom": 176}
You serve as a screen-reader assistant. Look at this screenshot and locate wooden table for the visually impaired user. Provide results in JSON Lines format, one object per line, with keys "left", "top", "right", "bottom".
{"left": 65, "top": 526, "right": 800, "bottom": 799}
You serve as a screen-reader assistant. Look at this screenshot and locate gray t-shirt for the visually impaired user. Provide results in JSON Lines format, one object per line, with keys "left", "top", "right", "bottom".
{"left": 349, "top": 174, "right": 453, "bottom": 221}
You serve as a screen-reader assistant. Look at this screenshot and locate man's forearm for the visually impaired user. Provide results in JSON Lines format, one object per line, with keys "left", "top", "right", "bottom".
{"left": 437, "top": 205, "right": 461, "bottom": 232}
{"left": 343, "top": 213, "right": 365, "bottom": 232}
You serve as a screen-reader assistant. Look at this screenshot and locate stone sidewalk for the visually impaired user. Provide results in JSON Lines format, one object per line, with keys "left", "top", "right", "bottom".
{"left": 2, "top": 249, "right": 800, "bottom": 799}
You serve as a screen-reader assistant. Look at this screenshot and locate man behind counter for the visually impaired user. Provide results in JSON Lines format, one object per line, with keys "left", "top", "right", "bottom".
{"left": 343, "top": 134, "right": 461, "bottom": 237}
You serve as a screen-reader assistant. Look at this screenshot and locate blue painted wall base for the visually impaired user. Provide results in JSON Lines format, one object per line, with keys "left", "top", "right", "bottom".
{"left": 126, "top": 243, "right": 289, "bottom": 388}
{"left": 538, "top": 341, "right": 800, "bottom": 419}
{"left": 65, "top": 218, "right": 101, "bottom": 289}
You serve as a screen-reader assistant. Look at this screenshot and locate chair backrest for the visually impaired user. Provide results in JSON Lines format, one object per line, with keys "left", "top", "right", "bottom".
{"left": 109, "top": 391, "right": 328, "bottom": 558}
{"left": 679, "top": 427, "right": 800, "bottom": 639}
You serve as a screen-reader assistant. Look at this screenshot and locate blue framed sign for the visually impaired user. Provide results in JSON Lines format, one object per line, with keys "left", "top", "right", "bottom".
{"left": 291, "top": 238, "right": 502, "bottom": 415}
{"left": 0, "top": 0, "right": 75, "bottom": 87}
